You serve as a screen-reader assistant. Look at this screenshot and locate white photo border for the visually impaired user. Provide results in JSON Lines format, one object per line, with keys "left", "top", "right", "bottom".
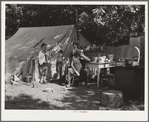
{"left": 1, "top": 1, "right": 148, "bottom": 121}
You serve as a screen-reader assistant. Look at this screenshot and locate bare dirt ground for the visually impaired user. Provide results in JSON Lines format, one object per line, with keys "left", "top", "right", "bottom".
{"left": 5, "top": 80, "right": 144, "bottom": 110}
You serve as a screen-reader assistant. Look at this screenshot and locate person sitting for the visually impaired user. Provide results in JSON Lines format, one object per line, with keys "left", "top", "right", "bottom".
{"left": 69, "top": 42, "right": 91, "bottom": 86}
{"left": 66, "top": 52, "right": 82, "bottom": 87}
{"left": 38, "top": 43, "right": 49, "bottom": 83}
{"left": 56, "top": 50, "right": 64, "bottom": 80}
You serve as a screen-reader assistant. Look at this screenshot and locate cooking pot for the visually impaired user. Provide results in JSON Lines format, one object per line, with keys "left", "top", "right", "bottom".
{"left": 124, "top": 46, "right": 140, "bottom": 66}
{"left": 124, "top": 58, "right": 138, "bottom": 66}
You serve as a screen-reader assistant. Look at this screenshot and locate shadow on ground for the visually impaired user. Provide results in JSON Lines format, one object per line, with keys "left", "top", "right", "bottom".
{"left": 5, "top": 82, "right": 144, "bottom": 110}
{"left": 5, "top": 83, "right": 101, "bottom": 110}
{"left": 57, "top": 86, "right": 102, "bottom": 110}
{"left": 5, "top": 94, "right": 57, "bottom": 109}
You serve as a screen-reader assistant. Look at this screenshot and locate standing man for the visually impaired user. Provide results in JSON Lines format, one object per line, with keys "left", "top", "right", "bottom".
{"left": 69, "top": 42, "right": 79, "bottom": 61}
{"left": 38, "top": 43, "right": 49, "bottom": 83}
{"left": 79, "top": 51, "right": 90, "bottom": 86}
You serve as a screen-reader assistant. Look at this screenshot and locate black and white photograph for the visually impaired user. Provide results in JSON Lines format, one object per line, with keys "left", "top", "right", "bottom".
{"left": 2, "top": 1, "right": 148, "bottom": 121}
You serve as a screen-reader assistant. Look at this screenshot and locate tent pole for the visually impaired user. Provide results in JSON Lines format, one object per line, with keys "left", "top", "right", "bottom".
{"left": 75, "top": 8, "right": 79, "bottom": 44}
{"left": 76, "top": 8, "right": 78, "bottom": 27}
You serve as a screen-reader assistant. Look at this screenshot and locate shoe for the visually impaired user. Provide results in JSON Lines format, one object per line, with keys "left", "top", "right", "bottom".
{"left": 43, "top": 80, "right": 47, "bottom": 84}
{"left": 61, "top": 83, "right": 66, "bottom": 86}
{"left": 81, "top": 82, "right": 86, "bottom": 86}
{"left": 66, "top": 84, "right": 70, "bottom": 88}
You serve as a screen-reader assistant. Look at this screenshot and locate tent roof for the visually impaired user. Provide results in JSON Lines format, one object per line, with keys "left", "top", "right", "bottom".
{"left": 5, "top": 25, "right": 91, "bottom": 74}
{"left": 6, "top": 25, "right": 73, "bottom": 59}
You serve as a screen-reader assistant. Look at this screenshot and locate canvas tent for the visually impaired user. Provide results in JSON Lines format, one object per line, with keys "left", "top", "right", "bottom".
{"left": 5, "top": 25, "right": 91, "bottom": 75}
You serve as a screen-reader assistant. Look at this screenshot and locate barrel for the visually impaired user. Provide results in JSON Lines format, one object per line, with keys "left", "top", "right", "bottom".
{"left": 101, "top": 90, "right": 124, "bottom": 108}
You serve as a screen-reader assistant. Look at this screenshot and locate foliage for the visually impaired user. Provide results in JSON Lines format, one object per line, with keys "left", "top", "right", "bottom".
{"left": 78, "top": 5, "right": 145, "bottom": 46}
{"left": 5, "top": 4, "right": 145, "bottom": 46}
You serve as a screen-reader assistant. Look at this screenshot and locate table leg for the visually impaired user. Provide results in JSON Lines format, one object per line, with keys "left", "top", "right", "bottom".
{"left": 97, "top": 68, "right": 101, "bottom": 88}
{"left": 86, "top": 67, "right": 90, "bottom": 85}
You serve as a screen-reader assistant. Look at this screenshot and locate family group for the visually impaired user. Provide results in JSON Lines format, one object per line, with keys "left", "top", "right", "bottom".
{"left": 38, "top": 42, "right": 91, "bottom": 87}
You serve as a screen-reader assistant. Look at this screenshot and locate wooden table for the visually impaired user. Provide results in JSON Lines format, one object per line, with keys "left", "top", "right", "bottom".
{"left": 85, "top": 62, "right": 116, "bottom": 88}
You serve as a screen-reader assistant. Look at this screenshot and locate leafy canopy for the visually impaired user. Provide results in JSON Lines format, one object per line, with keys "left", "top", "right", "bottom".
{"left": 6, "top": 4, "right": 145, "bottom": 46}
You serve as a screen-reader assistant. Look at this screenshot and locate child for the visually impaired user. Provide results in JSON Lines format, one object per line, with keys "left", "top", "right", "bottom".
{"left": 56, "top": 50, "right": 64, "bottom": 80}
{"left": 38, "top": 43, "right": 49, "bottom": 83}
